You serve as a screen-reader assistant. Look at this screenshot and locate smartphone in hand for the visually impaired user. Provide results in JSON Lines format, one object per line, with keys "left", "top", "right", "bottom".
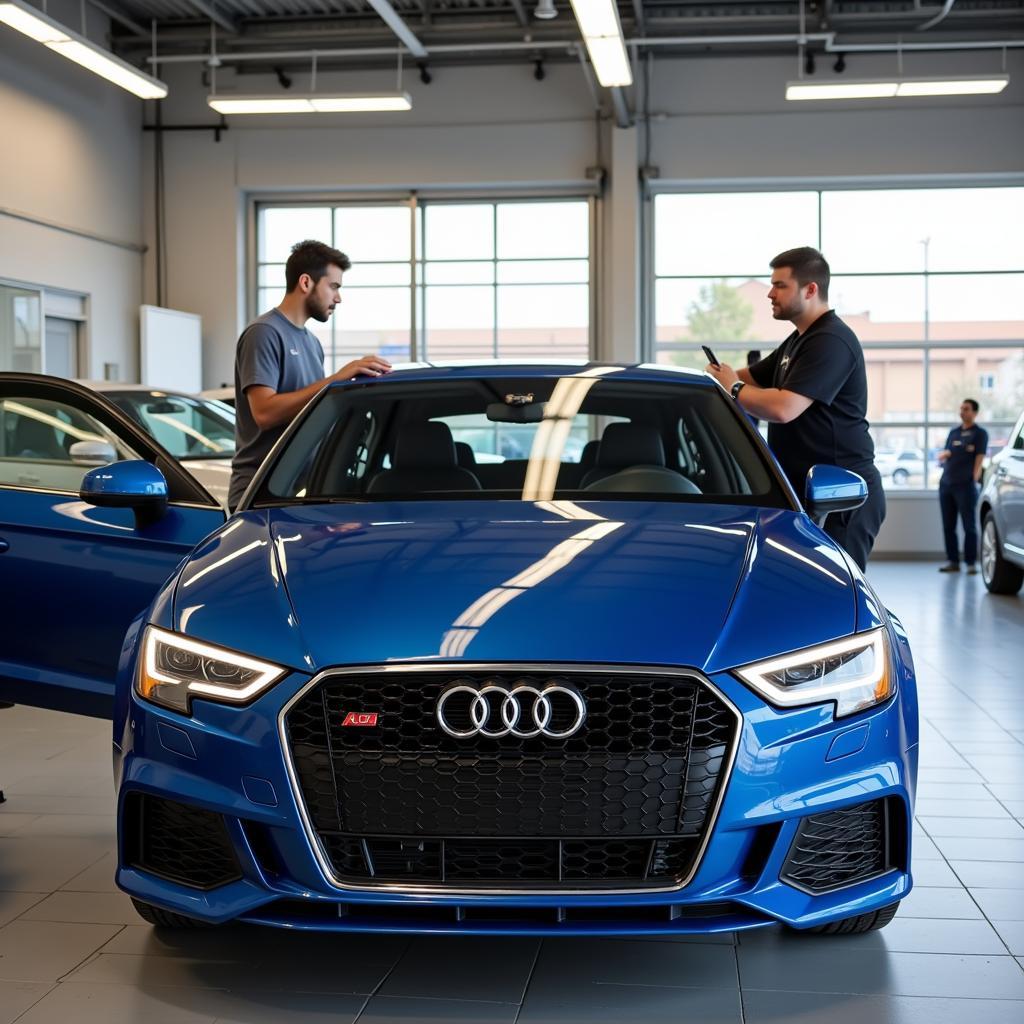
{"left": 701, "top": 345, "right": 721, "bottom": 369}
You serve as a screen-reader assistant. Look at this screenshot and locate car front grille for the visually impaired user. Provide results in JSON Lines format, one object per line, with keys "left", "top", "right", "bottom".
{"left": 780, "top": 797, "right": 903, "bottom": 894}
{"left": 284, "top": 668, "right": 738, "bottom": 890}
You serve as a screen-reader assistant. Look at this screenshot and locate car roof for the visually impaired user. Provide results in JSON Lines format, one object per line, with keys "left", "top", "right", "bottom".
{"left": 325, "top": 361, "right": 713, "bottom": 389}
{"left": 77, "top": 380, "right": 200, "bottom": 397}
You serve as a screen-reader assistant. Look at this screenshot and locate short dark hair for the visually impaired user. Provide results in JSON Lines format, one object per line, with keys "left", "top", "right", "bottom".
{"left": 963, "top": 398, "right": 979, "bottom": 412}
{"left": 770, "top": 246, "right": 830, "bottom": 301}
{"left": 746, "top": 349, "right": 762, "bottom": 366}
{"left": 285, "top": 239, "right": 351, "bottom": 292}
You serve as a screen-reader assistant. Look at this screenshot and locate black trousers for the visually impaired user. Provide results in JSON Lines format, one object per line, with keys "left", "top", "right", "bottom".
{"left": 939, "top": 481, "right": 979, "bottom": 565}
{"left": 821, "top": 465, "right": 887, "bottom": 572}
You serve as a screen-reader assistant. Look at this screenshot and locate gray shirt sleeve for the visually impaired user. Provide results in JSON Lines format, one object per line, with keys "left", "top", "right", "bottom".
{"left": 237, "top": 322, "right": 283, "bottom": 394}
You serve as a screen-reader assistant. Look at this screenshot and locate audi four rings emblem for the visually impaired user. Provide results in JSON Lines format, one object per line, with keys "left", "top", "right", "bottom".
{"left": 436, "top": 682, "right": 586, "bottom": 739}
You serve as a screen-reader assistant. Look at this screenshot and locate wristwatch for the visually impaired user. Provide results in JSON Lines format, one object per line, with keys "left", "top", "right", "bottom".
{"left": 730, "top": 380, "right": 746, "bottom": 400}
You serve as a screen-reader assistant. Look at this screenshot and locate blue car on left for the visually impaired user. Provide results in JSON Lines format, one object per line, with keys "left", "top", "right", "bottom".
{"left": 0, "top": 367, "right": 917, "bottom": 938}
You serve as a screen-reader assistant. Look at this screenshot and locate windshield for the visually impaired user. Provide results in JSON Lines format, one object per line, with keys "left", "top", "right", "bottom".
{"left": 257, "top": 374, "right": 787, "bottom": 507}
{"left": 108, "top": 392, "right": 236, "bottom": 460}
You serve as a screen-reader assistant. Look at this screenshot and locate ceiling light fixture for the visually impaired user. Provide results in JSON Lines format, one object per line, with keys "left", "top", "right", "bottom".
{"left": 0, "top": 0, "right": 167, "bottom": 98}
{"left": 207, "top": 92, "right": 413, "bottom": 114}
{"left": 568, "top": 0, "right": 633, "bottom": 87}
{"left": 786, "top": 74, "right": 1009, "bottom": 100}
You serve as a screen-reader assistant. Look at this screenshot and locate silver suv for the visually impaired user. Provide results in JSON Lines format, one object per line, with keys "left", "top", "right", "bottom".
{"left": 979, "top": 410, "right": 1024, "bottom": 595}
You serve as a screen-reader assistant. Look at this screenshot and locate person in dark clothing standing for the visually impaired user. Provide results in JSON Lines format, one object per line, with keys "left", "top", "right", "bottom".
{"left": 706, "top": 247, "right": 885, "bottom": 571}
{"left": 229, "top": 240, "right": 391, "bottom": 508}
{"left": 937, "top": 398, "right": 988, "bottom": 574}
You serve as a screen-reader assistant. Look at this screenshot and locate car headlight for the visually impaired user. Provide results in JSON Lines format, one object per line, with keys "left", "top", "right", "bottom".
{"left": 137, "top": 626, "right": 287, "bottom": 714}
{"left": 735, "top": 627, "right": 894, "bottom": 718}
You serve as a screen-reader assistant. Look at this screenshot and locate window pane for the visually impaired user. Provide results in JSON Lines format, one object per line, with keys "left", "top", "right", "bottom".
{"left": 335, "top": 206, "right": 411, "bottom": 262}
{"left": 424, "top": 261, "right": 494, "bottom": 285}
{"left": 497, "top": 260, "right": 589, "bottom": 284}
{"left": 259, "top": 207, "right": 331, "bottom": 262}
{"left": 654, "top": 193, "right": 818, "bottom": 277}
{"left": 655, "top": 277, "right": 783, "bottom": 354}
{"left": 347, "top": 263, "right": 411, "bottom": 287}
{"left": 257, "top": 289, "right": 277, "bottom": 314}
{"left": 337, "top": 287, "right": 410, "bottom": 332}
{"left": 0, "top": 285, "right": 42, "bottom": 373}
{"left": 871, "top": 427, "right": 929, "bottom": 491}
{"left": 497, "top": 201, "right": 588, "bottom": 259}
{"left": 424, "top": 205, "right": 494, "bottom": 260}
{"left": 928, "top": 347, "right": 1024, "bottom": 419}
{"left": 423, "top": 286, "right": 494, "bottom": 361}
{"left": 497, "top": 284, "right": 589, "bottom": 359}
{"left": 258, "top": 264, "right": 286, "bottom": 289}
{"left": 830, "top": 276, "right": 928, "bottom": 339}
{"left": 823, "top": 188, "right": 1024, "bottom": 273}
{"left": 927, "top": 273, "right": 1024, "bottom": 325}
{"left": 864, "top": 349, "right": 926, "bottom": 423}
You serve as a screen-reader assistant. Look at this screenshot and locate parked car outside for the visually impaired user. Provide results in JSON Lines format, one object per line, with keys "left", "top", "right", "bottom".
{"left": 79, "top": 382, "right": 235, "bottom": 505}
{"left": 978, "top": 409, "right": 1024, "bottom": 595}
{"left": 0, "top": 366, "right": 917, "bottom": 939}
{"left": 874, "top": 447, "right": 927, "bottom": 486}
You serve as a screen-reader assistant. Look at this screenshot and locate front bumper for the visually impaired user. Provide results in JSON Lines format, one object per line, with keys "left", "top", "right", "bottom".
{"left": 113, "top": 660, "right": 917, "bottom": 935}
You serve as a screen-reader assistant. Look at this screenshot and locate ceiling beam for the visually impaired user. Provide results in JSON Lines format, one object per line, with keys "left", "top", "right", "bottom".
{"left": 87, "top": 0, "right": 148, "bottom": 37}
{"left": 189, "top": 2, "right": 238, "bottom": 35}
{"left": 366, "top": 0, "right": 429, "bottom": 58}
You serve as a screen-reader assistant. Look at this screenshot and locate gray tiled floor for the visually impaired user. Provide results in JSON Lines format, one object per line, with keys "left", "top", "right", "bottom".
{"left": 0, "top": 562, "right": 1021, "bottom": 1022}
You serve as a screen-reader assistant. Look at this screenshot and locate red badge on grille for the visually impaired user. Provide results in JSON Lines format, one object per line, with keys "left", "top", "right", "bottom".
{"left": 342, "top": 712, "right": 378, "bottom": 727}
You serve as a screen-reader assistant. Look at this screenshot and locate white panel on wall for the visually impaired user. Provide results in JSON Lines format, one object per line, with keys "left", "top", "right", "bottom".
{"left": 140, "top": 305, "right": 202, "bottom": 392}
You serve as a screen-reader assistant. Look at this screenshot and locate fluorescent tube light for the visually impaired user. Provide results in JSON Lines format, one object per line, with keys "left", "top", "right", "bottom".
{"left": 584, "top": 35, "right": 633, "bottom": 88}
{"left": 569, "top": 0, "right": 622, "bottom": 38}
{"left": 0, "top": 0, "right": 167, "bottom": 98}
{"left": 208, "top": 93, "right": 412, "bottom": 115}
{"left": 787, "top": 74, "right": 1010, "bottom": 101}
{"left": 896, "top": 75, "right": 1009, "bottom": 96}
{"left": 568, "top": 0, "right": 633, "bottom": 88}
{"left": 786, "top": 80, "right": 898, "bottom": 101}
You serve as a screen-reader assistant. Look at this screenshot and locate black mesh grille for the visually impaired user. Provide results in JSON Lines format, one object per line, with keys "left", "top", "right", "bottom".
{"left": 780, "top": 798, "right": 899, "bottom": 894}
{"left": 124, "top": 794, "right": 242, "bottom": 891}
{"left": 285, "top": 669, "right": 736, "bottom": 889}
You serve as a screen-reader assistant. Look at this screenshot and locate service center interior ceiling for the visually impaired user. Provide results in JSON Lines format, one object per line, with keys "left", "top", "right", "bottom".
{"left": 105, "top": 1, "right": 1024, "bottom": 73}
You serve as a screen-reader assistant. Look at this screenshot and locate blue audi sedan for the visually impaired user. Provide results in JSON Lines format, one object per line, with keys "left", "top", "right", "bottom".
{"left": 0, "top": 364, "right": 917, "bottom": 937}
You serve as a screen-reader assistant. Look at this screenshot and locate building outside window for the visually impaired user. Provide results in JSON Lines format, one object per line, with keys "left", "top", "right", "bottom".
{"left": 651, "top": 186, "right": 1024, "bottom": 490}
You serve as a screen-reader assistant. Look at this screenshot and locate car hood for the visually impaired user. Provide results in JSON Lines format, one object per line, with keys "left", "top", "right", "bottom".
{"left": 173, "top": 501, "right": 857, "bottom": 674}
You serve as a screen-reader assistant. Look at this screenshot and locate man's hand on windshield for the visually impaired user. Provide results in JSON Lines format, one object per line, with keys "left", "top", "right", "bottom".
{"left": 333, "top": 355, "right": 392, "bottom": 381}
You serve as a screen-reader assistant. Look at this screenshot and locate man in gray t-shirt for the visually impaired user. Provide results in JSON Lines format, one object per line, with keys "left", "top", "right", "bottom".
{"left": 229, "top": 239, "right": 391, "bottom": 508}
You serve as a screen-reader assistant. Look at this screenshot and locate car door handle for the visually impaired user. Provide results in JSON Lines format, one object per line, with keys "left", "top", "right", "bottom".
{"left": 0, "top": 539, "right": 8, "bottom": 554}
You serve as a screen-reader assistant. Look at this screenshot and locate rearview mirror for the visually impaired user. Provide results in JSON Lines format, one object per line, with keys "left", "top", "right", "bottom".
{"left": 69, "top": 440, "right": 117, "bottom": 467}
{"left": 804, "top": 465, "right": 867, "bottom": 523}
{"left": 80, "top": 460, "right": 168, "bottom": 528}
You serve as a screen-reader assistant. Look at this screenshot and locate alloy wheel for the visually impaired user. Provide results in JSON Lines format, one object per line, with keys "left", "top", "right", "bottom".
{"left": 982, "top": 519, "right": 997, "bottom": 584}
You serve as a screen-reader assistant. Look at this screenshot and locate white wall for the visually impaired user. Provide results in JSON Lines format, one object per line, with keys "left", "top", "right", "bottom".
{"left": 0, "top": 0, "right": 145, "bottom": 380}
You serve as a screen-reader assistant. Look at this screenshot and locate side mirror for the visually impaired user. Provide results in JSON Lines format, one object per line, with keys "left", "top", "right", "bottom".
{"left": 80, "top": 460, "right": 168, "bottom": 527}
{"left": 805, "top": 465, "right": 868, "bottom": 524}
{"left": 69, "top": 440, "right": 117, "bottom": 467}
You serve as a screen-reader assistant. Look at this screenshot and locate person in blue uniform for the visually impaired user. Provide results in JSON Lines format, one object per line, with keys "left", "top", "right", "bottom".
{"left": 937, "top": 398, "right": 988, "bottom": 574}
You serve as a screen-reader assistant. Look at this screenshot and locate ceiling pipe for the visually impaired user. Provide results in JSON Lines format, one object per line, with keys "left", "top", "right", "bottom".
{"left": 365, "top": 0, "right": 429, "bottom": 59}
{"left": 146, "top": 32, "right": 1024, "bottom": 67}
{"left": 917, "top": 0, "right": 958, "bottom": 31}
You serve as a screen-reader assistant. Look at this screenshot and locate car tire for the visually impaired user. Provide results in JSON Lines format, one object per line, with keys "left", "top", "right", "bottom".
{"left": 892, "top": 468, "right": 909, "bottom": 485}
{"left": 131, "top": 897, "right": 213, "bottom": 929}
{"left": 797, "top": 900, "right": 901, "bottom": 935}
{"left": 981, "top": 514, "right": 1024, "bottom": 595}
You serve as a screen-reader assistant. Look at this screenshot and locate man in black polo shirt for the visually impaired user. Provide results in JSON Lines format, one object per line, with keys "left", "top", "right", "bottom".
{"left": 937, "top": 398, "right": 988, "bottom": 574}
{"left": 706, "top": 246, "right": 884, "bottom": 571}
